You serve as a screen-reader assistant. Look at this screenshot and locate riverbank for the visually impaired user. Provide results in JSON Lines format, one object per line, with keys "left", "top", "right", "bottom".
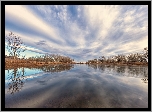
{"left": 5, "top": 62, "right": 148, "bottom": 70}
{"left": 5, "top": 62, "right": 75, "bottom": 70}
{"left": 86, "top": 62, "right": 148, "bottom": 66}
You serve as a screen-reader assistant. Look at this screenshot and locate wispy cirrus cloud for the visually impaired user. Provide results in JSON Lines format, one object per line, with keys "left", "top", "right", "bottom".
{"left": 5, "top": 5, "right": 148, "bottom": 62}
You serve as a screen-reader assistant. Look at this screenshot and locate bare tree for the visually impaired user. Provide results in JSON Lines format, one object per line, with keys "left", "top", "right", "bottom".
{"left": 143, "top": 47, "right": 148, "bottom": 62}
{"left": 5, "top": 31, "right": 26, "bottom": 59}
{"left": 87, "top": 47, "right": 148, "bottom": 65}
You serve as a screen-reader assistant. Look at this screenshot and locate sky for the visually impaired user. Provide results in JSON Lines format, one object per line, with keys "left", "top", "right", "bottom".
{"left": 5, "top": 5, "right": 148, "bottom": 62}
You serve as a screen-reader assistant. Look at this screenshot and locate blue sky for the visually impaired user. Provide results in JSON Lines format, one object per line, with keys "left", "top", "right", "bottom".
{"left": 5, "top": 5, "right": 148, "bottom": 62}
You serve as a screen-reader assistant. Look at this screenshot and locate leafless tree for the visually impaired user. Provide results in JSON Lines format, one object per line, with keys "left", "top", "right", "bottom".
{"left": 5, "top": 31, "right": 26, "bottom": 59}
{"left": 86, "top": 47, "right": 148, "bottom": 65}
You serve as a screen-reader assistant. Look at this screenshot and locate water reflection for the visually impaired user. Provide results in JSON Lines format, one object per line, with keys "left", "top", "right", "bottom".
{"left": 5, "top": 64, "right": 148, "bottom": 108}
{"left": 39, "top": 64, "right": 74, "bottom": 72}
{"left": 6, "top": 67, "right": 26, "bottom": 94}
{"left": 6, "top": 64, "right": 74, "bottom": 94}
{"left": 23, "top": 64, "right": 74, "bottom": 73}
{"left": 6, "top": 64, "right": 148, "bottom": 95}
{"left": 141, "top": 78, "right": 148, "bottom": 83}
{"left": 88, "top": 64, "right": 148, "bottom": 83}
{"left": 88, "top": 64, "right": 98, "bottom": 70}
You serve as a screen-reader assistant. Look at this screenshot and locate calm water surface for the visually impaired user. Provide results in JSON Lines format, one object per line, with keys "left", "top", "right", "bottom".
{"left": 5, "top": 64, "right": 148, "bottom": 108}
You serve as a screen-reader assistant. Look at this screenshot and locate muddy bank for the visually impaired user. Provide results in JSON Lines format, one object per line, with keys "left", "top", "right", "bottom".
{"left": 5, "top": 63, "right": 74, "bottom": 70}
{"left": 5, "top": 62, "right": 148, "bottom": 70}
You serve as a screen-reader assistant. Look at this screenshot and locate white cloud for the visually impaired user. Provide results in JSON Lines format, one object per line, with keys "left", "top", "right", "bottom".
{"left": 84, "top": 5, "right": 120, "bottom": 39}
{"left": 5, "top": 5, "right": 148, "bottom": 62}
{"left": 5, "top": 5, "right": 65, "bottom": 43}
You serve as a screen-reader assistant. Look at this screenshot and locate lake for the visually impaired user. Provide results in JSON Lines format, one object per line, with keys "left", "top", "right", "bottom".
{"left": 5, "top": 64, "right": 148, "bottom": 108}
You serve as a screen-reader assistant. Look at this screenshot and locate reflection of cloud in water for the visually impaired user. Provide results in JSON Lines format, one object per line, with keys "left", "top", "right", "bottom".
{"left": 5, "top": 72, "right": 45, "bottom": 83}
{"left": 5, "top": 65, "right": 148, "bottom": 108}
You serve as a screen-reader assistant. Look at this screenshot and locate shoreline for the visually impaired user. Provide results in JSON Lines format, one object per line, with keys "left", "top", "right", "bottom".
{"left": 5, "top": 62, "right": 148, "bottom": 70}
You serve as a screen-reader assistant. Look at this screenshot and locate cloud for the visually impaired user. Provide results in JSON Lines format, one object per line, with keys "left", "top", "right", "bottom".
{"left": 5, "top": 5, "right": 148, "bottom": 62}
{"left": 5, "top": 5, "right": 65, "bottom": 44}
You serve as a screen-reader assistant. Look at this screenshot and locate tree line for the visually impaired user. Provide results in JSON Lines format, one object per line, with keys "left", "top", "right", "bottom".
{"left": 27, "top": 54, "right": 74, "bottom": 64}
{"left": 86, "top": 47, "right": 148, "bottom": 65}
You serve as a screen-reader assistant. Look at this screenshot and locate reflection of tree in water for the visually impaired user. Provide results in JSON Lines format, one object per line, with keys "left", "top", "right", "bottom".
{"left": 114, "top": 66, "right": 148, "bottom": 80}
{"left": 98, "top": 65, "right": 106, "bottom": 71}
{"left": 40, "top": 64, "right": 74, "bottom": 72}
{"left": 88, "top": 64, "right": 148, "bottom": 81}
{"left": 141, "top": 78, "right": 148, "bottom": 83}
{"left": 27, "top": 64, "right": 74, "bottom": 73}
{"left": 88, "top": 64, "right": 98, "bottom": 70}
{"left": 127, "top": 66, "right": 148, "bottom": 78}
{"left": 7, "top": 67, "right": 26, "bottom": 94}
{"left": 116, "top": 66, "right": 125, "bottom": 74}
{"left": 127, "top": 66, "right": 139, "bottom": 76}
{"left": 6, "top": 65, "right": 74, "bottom": 94}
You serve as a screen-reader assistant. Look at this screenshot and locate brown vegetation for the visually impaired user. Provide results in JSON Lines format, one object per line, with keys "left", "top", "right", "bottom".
{"left": 5, "top": 54, "right": 76, "bottom": 70}
{"left": 86, "top": 47, "right": 148, "bottom": 66}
